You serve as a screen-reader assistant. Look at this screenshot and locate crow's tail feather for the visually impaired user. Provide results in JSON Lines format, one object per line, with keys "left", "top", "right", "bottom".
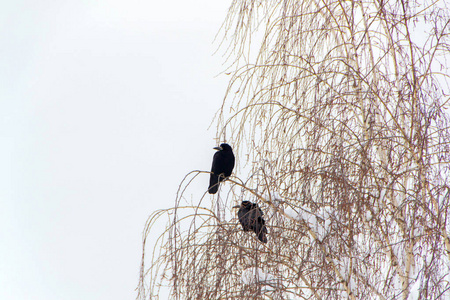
{"left": 208, "top": 174, "right": 219, "bottom": 194}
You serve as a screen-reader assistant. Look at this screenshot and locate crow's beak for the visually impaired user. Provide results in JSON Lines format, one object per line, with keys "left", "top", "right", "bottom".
{"left": 213, "top": 146, "right": 223, "bottom": 151}
{"left": 232, "top": 205, "right": 241, "bottom": 209}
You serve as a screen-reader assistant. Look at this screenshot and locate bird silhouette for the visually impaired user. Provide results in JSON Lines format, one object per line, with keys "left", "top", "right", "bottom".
{"left": 208, "top": 143, "right": 235, "bottom": 194}
{"left": 233, "top": 201, "right": 268, "bottom": 243}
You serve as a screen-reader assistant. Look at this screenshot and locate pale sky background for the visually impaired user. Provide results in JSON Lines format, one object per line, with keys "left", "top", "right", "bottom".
{"left": 1, "top": 1, "right": 232, "bottom": 299}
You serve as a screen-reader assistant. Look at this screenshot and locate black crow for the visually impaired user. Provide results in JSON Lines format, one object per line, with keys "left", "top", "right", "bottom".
{"left": 208, "top": 143, "right": 235, "bottom": 194}
{"left": 233, "top": 201, "right": 268, "bottom": 243}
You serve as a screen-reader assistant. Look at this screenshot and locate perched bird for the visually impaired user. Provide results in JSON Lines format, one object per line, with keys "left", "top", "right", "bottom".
{"left": 233, "top": 201, "right": 268, "bottom": 243}
{"left": 208, "top": 143, "right": 235, "bottom": 194}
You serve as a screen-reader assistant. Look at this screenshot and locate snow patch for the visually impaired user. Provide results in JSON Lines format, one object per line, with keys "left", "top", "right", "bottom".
{"left": 241, "top": 267, "right": 278, "bottom": 290}
{"left": 283, "top": 206, "right": 334, "bottom": 241}
{"left": 284, "top": 207, "right": 302, "bottom": 221}
{"left": 266, "top": 191, "right": 284, "bottom": 207}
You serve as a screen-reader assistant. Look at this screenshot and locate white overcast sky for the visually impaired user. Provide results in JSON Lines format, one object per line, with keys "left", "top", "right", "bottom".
{"left": 1, "top": 1, "right": 231, "bottom": 299}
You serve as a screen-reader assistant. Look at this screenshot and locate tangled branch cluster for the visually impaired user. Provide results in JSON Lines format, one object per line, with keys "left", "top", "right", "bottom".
{"left": 139, "top": 0, "right": 450, "bottom": 299}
